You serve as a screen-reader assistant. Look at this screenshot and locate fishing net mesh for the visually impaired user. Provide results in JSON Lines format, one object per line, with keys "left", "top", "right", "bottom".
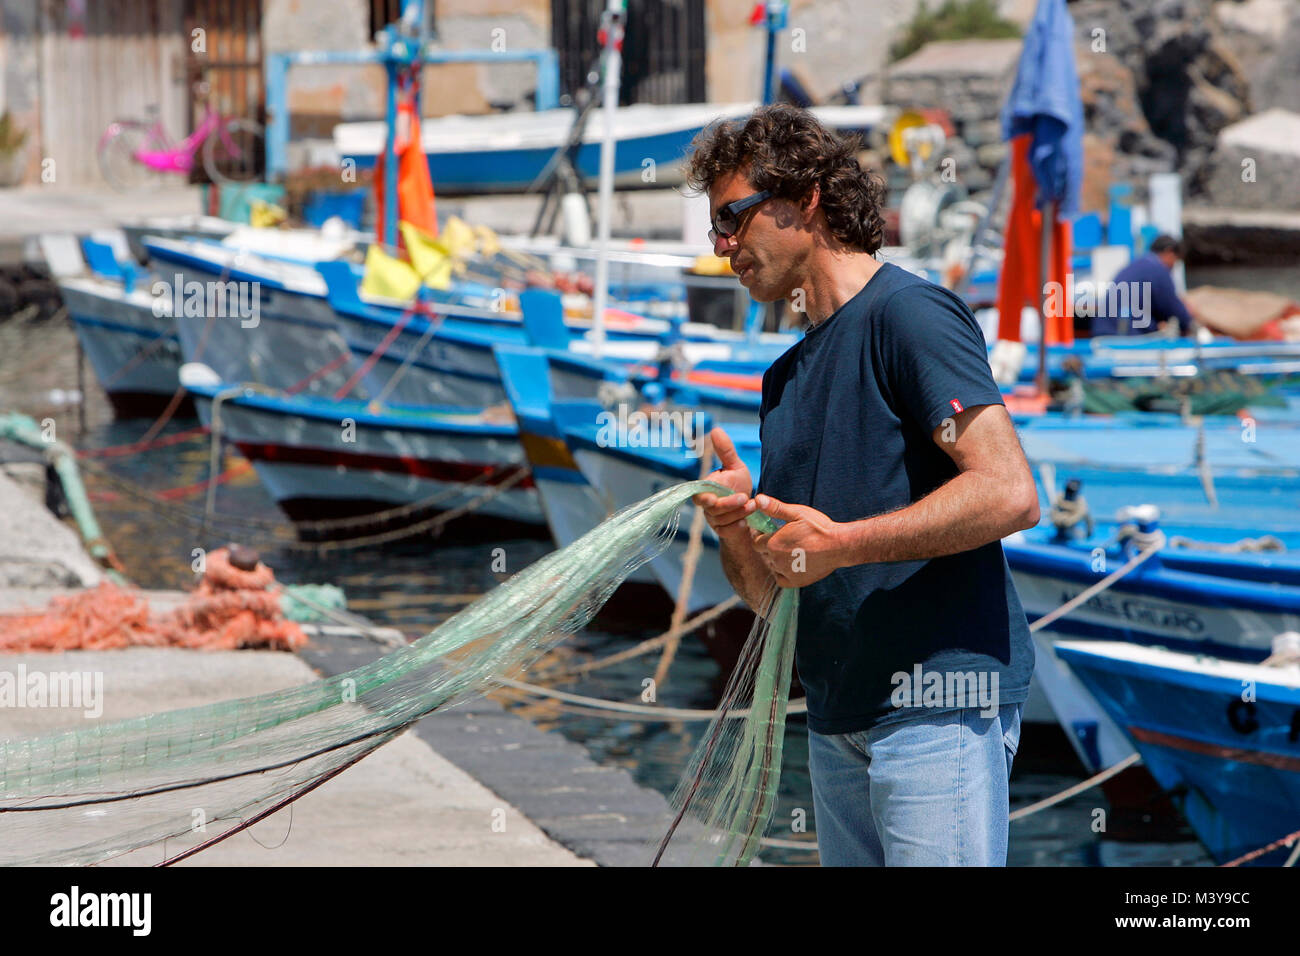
{"left": 651, "top": 582, "right": 798, "bottom": 867}
{"left": 0, "top": 549, "right": 309, "bottom": 653}
{"left": 0, "top": 481, "right": 798, "bottom": 867}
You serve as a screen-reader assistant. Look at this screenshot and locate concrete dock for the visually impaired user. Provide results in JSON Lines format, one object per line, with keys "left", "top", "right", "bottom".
{"left": 0, "top": 581, "right": 698, "bottom": 866}
{"left": 0, "top": 402, "right": 708, "bottom": 867}
{"left": 0, "top": 642, "right": 590, "bottom": 866}
{"left": 0, "top": 185, "right": 203, "bottom": 266}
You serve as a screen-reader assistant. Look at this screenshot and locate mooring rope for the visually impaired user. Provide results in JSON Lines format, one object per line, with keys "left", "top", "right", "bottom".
{"left": 80, "top": 449, "right": 517, "bottom": 536}
{"left": 1009, "top": 752, "right": 1142, "bottom": 821}
{"left": 369, "top": 306, "right": 445, "bottom": 408}
{"left": 332, "top": 308, "right": 416, "bottom": 400}
{"left": 1026, "top": 534, "right": 1165, "bottom": 635}
{"left": 264, "top": 465, "right": 531, "bottom": 552}
{"left": 76, "top": 424, "right": 211, "bottom": 458}
{"left": 553, "top": 595, "right": 743, "bottom": 678}
{"left": 97, "top": 322, "right": 176, "bottom": 390}
{"left": 996, "top": 535, "right": 1168, "bottom": 821}
{"left": 1221, "top": 826, "right": 1300, "bottom": 868}
{"left": 128, "top": 255, "right": 235, "bottom": 447}
{"left": 85, "top": 460, "right": 253, "bottom": 503}
{"left": 652, "top": 439, "right": 713, "bottom": 690}
{"left": 490, "top": 675, "right": 808, "bottom": 721}
{"left": 330, "top": 244, "right": 456, "bottom": 403}
{"left": 78, "top": 448, "right": 531, "bottom": 550}
{"left": 283, "top": 352, "right": 352, "bottom": 397}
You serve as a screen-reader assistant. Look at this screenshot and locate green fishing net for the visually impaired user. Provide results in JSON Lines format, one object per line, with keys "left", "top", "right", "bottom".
{"left": 0, "top": 480, "right": 798, "bottom": 867}
{"left": 1074, "top": 370, "right": 1298, "bottom": 416}
{"left": 652, "top": 582, "right": 798, "bottom": 867}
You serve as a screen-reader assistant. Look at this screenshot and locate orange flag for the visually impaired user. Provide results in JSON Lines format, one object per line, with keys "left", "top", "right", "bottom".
{"left": 375, "top": 95, "right": 438, "bottom": 248}
{"left": 996, "top": 134, "right": 1073, "bottom": 346}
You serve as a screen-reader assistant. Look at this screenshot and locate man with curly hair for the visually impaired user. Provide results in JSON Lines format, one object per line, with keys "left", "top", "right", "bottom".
{"left": 689, "top": 104, "right": 1039, "bottom": 866}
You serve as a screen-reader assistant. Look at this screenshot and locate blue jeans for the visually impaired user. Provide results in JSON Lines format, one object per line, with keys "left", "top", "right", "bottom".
{"left": 807, "top": 702, "right": 1022, "bottom": 866}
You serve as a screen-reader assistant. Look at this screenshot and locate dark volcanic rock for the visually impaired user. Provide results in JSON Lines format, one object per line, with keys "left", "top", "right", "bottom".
{"left": 1072, "top": 0, "right": 1252, "bottom": 197}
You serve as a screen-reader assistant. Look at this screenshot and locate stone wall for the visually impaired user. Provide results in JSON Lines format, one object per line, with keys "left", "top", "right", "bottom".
{"left": 266, "top": 0, "right": 550, "bottom": 147}
{"left": 265, "top": 0, "right": 378, "bottom": 141}
{"left": 706, "top": 0, "right": 1033, "bottom": 106}
{"left": 434, "top": 0, "right": 549, "bottom": 112}
{"left": 874, "top": 0, "right": 1291, "bottom": 215}
{"left": 1198, "top": 108, "right": 1300, "bottom": 211}
{"left": 1213, "top": 0, "right": 1300, "bottom": 115}
{"left": 1071, "top": 0, "right": 1251, "bottom": 200}
{"left": 878, "top": 38, "right": 1023, "bottom": 200}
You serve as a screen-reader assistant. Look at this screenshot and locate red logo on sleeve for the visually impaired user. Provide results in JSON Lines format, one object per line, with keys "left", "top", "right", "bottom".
{"left": 950, "top": 399, "right": 965, "bottom": 414}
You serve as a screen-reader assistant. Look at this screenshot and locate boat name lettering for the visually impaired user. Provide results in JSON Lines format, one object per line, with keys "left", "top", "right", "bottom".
{"left": 1058, "top": 590, "right": 1205, "bottom": 634}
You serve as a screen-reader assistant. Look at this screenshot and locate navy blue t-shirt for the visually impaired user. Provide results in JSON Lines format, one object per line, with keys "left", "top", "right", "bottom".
{"left": 756, "top": 262, "right": 1034, "bottom": 735}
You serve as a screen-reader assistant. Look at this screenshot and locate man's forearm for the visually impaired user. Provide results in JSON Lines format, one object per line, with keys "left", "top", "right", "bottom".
{"left": 718, "top": 526, "right": 777, "bottom": 612}
{"left": 834, "top": 469, "right": 1037, "bottom": 566}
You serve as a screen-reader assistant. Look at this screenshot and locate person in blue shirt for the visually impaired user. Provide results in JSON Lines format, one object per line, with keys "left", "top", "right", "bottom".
{"left": 1090, "top": 235, "right": 1197, "bottom": 336}
{"left": 686, "top": 105, "right": 1040, "bottom": 866}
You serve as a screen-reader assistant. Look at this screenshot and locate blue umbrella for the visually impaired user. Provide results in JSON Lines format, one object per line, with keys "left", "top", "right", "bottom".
{"left": 1000, "top": 0, "right": 1084, "bottom": 216}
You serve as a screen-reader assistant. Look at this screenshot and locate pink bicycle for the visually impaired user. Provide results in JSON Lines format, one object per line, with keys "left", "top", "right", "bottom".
{"left": 97, "top": 86, "right": 263, "bottom": 190}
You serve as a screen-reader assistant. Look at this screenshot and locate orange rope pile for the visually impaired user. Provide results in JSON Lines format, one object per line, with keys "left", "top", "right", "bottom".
{"left": 0, "top": 548, "right": 307, "bottom": 653}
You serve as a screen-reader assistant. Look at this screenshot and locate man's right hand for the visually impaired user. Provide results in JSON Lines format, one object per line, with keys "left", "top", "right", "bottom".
{"left": 693, "top": 426, "right": 756, "bottom": 536}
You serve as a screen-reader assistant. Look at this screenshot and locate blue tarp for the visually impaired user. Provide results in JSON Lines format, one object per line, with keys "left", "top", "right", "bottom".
{"left": 1000, "top": 0, "right": 1084, "bottom": 216}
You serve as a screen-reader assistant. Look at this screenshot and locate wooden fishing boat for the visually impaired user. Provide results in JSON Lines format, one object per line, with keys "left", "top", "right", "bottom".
{"left": 333, "top": 102, "right": 888, "bottom": 193}
{"left": 179, "top": 364, "right": 544, "bottom": 532}
{"left": 1057, "top": 639, "right": 1300, "bottom": 865}
{"left": 56, "top": 239, "right": 190, "bottom": 419}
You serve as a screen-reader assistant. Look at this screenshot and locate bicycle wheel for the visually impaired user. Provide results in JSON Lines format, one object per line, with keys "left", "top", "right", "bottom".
{"left": 202, "top": 118, "right": 264, "bottom": 184}
{"left": 97, "top": 121, "right": 165, "bottom": 191}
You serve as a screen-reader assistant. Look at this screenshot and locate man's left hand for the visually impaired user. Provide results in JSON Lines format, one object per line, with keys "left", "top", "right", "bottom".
{"left": 749, "top": 495, "right": 849, "bottom": 588}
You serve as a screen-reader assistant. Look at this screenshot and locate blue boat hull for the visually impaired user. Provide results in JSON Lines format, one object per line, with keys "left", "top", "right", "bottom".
{"left": 1057, "top": 641, "right": 1300, "bottom": 865}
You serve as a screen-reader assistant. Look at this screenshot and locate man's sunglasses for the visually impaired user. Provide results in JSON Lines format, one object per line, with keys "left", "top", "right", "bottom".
{"left": 708, "top": 190, "right": 772, "bottom": 244}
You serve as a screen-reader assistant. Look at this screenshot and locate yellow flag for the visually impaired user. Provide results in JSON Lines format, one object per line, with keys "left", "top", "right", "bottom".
{"left": 474, "top": 224, "right": 501, "bottom": 259}
{"left": 249, "top": 199, "right": 286, "bottom": 229}
{"left": 400, "top": 221, "right": 453, "bottom": 290}
{"left": 440, "top": 216, "right": 476, "bottom": 256}
{"left": 691, "top": 254, "right": 734, "bottom": 276}
{"left": 360, "top": 242, "right": 420, "bottom": 301}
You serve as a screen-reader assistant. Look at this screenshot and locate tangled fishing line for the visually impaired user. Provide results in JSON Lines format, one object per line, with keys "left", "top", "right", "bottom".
{"left": 0, "top": 481, "right": 798, "bottom": 867}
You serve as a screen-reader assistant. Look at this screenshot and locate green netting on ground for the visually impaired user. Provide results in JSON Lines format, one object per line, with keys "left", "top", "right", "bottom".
{"left": 0, "top": 480, "right": 799, "bottom": 867}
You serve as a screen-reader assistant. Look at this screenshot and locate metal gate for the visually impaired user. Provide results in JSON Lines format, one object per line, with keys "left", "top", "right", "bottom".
{"left": 551, "top": 0, "right": 706, "bottom": 105}
{"left": 184, "top": 0, "right": 263, "bottom": 179}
